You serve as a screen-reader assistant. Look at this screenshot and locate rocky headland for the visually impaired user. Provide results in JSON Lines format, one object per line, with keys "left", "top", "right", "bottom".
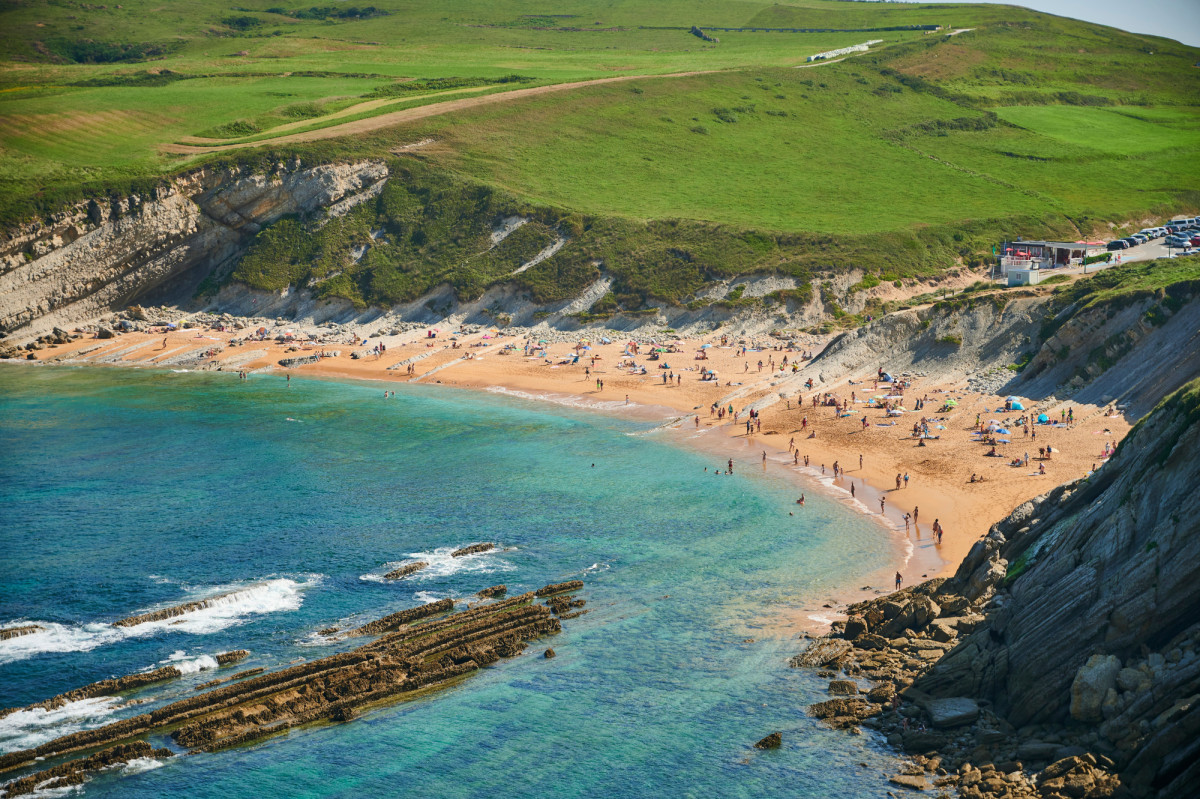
{"left": 793, "top": 378, "right": 1200, "bottom": 797}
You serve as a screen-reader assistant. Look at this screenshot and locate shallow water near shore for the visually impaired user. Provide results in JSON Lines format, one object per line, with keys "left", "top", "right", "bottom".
{"left": 0, "top": 363, "right": 904, "bottom": 797}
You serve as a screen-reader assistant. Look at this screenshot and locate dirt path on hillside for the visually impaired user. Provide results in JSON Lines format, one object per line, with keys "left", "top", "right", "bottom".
{"left": 164, "top": 71, "right": 715, "bottom": 154}
{"left": 175, "top": 85, "right": 499, "bottom": 145}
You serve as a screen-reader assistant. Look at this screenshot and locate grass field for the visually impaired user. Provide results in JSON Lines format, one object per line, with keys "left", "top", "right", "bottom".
{"left": 1, "top": 0, "right": 1198, "bottom": 313}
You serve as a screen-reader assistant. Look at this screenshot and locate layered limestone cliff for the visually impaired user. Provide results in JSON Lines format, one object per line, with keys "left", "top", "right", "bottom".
{"left": 0, "top": 159, "right": 388, "bottom": 340}
{"left": 794, "top": 379, "right": 1200, "bottom": 798}
{"left": 916, "top": 379, "right": 1200, "bottom": 794}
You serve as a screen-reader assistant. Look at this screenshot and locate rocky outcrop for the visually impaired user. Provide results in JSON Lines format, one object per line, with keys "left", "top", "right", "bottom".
{"left": 215, "top": 649, "right": 250, "bottom": 666}
{"left": 113, "top": 588, "right": 244, "bottom": 627}
{"left": 544, "top": 593, "right": 586, "bottom": 617}
{"left": 0, "top": 160, "right": 388, "bottom": 341}
{"left": 350, "top": 597, "right": 455, "bottom": 636}
{"left": 535, "top": 581, "right": 583, "bottom": 597}
{"left": 196, "top": 667, "right": 265, "bottom": 690}
{"left": 278, "top": 355, "right": 320, "bottom": 367}
{"left": 0, "top": 586, "right": 578, "bottom": 784}
{"left": 0, "top": 625, "right": 42, "bottom": 641}
{"left": 0, "top": 741, "right": 173, "bottom": 798}
{"left": 383, "top": 561, "right": 428, "bottom": 580}
{"left": 0, "top": 666, "right": 182, "bottom": 720}
{"left": 451, "top": 542, "right": 494, "bottom": 558}
{"left": 477, "top": 585, "right": 507, "bottom": 599}
{"left": 792, "top": 378, "right": 1200, "bottom": 798}
{"left": 754, "top": 732, "right": 781, "bottom": 749}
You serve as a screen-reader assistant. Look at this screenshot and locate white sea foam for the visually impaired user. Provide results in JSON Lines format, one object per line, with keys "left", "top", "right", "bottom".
{"left": 413, "top": 591, "right": 458, "bottom": 605}
{"left": 579, "top": 562, "right": 610, "bottom": 576}
{"left": 0, "top": 697, "right": 120, "bottom": 753}
{"left": 23, "top": 784, "right": 82, "bottom": 799}
{"left": 119, "top": 757, "right": 166, "bottom": 775}
{"left": 159, "top": 650, "right": 219, "bottom": 674}
{"left": 360, "top": 547, "right": 515, "bottom": 584}
{"left": 0, "top": 577, "right": 319, "bottom": 665}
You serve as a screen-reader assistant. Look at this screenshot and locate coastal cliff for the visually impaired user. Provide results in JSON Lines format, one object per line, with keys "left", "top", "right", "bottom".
{"left": 0, "top": 159, "right": 388, "bottom": 340}
{"left": 796, "top": 378, "right": 1200, "bottom": 797}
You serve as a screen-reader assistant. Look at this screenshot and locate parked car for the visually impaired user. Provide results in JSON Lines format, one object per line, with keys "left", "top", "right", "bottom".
{"left": 1129, "top": 234, "right": 1149, "bottom": 245}
{"left": 1165, "top": 236, "right": 1191, "bottom": 248}
{"left": 1107, "top": 239, "right": 1131, "bottom": 250}
{"left": 1191, "top": 236, "right": 1200, "bottom": 247}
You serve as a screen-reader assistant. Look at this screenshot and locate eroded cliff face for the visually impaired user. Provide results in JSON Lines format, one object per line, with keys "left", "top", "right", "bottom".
{"left": 0, "top": 159, "right": 388, "bottom": 341}
{"left": 918, "top": 380, "right": 1200, "bottom": 795}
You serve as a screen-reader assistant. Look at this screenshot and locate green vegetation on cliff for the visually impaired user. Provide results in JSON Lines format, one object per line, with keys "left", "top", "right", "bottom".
{"left": 1, "top": 0, "right": 1197, "bottom": 308}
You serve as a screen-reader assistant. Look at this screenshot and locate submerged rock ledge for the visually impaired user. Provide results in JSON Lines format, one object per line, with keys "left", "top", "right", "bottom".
{"left": 0, "top": 582, "right": 580, "bottom": 792}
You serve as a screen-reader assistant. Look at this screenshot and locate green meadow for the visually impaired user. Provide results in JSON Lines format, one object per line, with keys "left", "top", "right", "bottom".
{"left": 0, "top": 0, "right": 1197, "bottom": 310}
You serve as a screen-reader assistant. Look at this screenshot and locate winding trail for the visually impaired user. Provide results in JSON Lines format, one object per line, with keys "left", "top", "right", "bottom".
{"left": 164, "top": 70, "right": 715, "bottom": 154}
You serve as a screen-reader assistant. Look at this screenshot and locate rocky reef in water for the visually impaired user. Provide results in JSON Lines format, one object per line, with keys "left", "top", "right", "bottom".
{"left": 451, "top": 542, "right": 494, "bottom": 557}
{"left": 383, "top": 561, "right": 428, "bottom": 580}
{"left": 0, "top": 583, "right": 580, "bottom": 793}
{"left": 792, "top": 379, "right": 1200, "bottom": 797}
{"left": 0, "top": 666, "right": 183, "bottom": 720}
{"left": 0, "top": 625, "right": 42, "bottom": 641}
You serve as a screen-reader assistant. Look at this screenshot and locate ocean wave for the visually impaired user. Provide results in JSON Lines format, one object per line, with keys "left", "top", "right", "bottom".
{"left": 359, "top": 547, "right": 515, "bottom": 584}
{"left": 578, "top": 562, "right": 610, "bottom": 576}
{"left": 22, "top": 785, "right": 82, "bottom": 799}
{"left": 0, "top": 577, "right": 319, "bottom": 665}
{"left": 0, "top": 696, "right": 120, "bottom": 753}
{"left": 159, "top": 650, "right": 219, "bottom": 674}
{"left": 119, "top": 757, "right": 167, "bottom": 775}
{"left": 413, "top": 591, "right": 458, "bottom": 605}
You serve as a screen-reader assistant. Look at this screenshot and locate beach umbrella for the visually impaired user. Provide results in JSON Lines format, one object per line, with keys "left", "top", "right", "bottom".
{"left": 700, "top": 343, "right": 712, "bottom": 349}
{"left": 1038, "top": 414, "right": 1049, "bottom": 423}
{"left": 1011, "top": 401, "right": 1025, "bottom": 410}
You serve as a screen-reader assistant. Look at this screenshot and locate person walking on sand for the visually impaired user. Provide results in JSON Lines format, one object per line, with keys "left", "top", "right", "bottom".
{"left": 859, "top": 454, "right": 863, "bottom": 470}
{"left": 880, "top": 496, "right": 886, "bottom": 514}
{"left": 912, "top": 506, "right": 918, "bottom": 524}
{"left": 903, "top": 472, "right": 909, "bottom": 488}
{"left": 904, "top": 512, "right": 911, "bottom": 532}
{"left": 895, "top": 473, "right": 902, "bottom": 490}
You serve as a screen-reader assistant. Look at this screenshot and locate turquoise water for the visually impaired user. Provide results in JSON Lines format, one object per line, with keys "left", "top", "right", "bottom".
{"left": 0, "top": 364, "right": 902, "bottom": 797}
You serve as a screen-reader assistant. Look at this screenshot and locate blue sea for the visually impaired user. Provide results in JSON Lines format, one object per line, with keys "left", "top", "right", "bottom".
{"left": 0, "top": 364, "right": 904, "bottom": 797}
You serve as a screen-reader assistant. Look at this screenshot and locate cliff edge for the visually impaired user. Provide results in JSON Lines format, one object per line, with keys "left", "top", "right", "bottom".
{"left": 796, "top": 377, "right": 1200, "bottom": 798}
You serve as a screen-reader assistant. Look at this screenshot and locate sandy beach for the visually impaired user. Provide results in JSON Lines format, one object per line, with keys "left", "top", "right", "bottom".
{"left": 30, "top": 322, "right": 1130, "bottom": 627}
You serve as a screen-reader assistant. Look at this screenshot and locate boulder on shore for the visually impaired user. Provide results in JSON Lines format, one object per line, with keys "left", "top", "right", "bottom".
{"left": 925, "top": 697, "right": 979, "bottom": 728}
{"left": 1070, "top": 654, "right": 1121, "bottom": 722}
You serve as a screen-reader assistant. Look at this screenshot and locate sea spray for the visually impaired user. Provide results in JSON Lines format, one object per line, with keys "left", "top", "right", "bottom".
{"left": 0, "top": 578, "right": 317, "bottom": 665}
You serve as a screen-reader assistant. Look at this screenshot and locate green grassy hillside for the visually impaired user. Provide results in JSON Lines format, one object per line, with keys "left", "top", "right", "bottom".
{"left": 1, "top": 0, "right": 1197, "bottom": 312}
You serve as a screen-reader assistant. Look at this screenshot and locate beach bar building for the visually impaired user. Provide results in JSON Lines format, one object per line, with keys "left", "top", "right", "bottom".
{"left": 997, "top": 239, "right": 1106, "bottom": 282}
